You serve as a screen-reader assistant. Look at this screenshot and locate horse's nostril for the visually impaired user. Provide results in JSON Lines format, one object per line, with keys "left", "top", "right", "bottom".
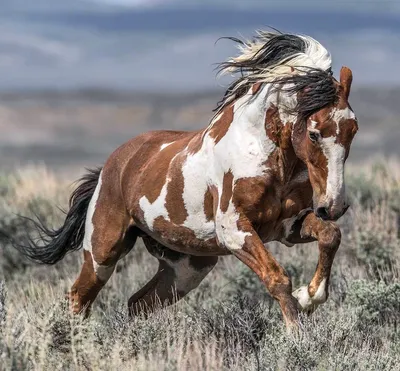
{"left": 316, "top": 206, "right": 329, "bottom": 220}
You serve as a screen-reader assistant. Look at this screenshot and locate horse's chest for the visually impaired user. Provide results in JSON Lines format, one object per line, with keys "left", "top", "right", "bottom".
{"left": 232, "top": 176, "right": 282, "bottom": 225}
{"left": 245, "top": 176, "right": 313, "bottom": 242}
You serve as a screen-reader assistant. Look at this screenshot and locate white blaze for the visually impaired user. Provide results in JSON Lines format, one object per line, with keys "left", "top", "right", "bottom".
{"left": 320, "top": 106, "right": 355, "bottom": 207}
{"left": 320, "top": 136, "right": 346, "bottom": 206}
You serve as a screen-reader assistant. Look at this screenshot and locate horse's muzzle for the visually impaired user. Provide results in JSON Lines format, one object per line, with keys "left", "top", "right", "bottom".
{"left": 315, "top": 203, "right": 350, "bottom": 221}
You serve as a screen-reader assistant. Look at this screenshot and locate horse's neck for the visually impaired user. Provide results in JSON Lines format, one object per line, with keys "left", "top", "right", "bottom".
{"left": 204, "top": 83, "right": 300, "bottom": 183}
{"left": 229, "top": 84, "right": 299, "bottom": 183}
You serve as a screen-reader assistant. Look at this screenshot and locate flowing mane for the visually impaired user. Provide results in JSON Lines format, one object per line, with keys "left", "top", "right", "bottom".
{"left": 215, "top": 31, "right": 338, "bottom": 120}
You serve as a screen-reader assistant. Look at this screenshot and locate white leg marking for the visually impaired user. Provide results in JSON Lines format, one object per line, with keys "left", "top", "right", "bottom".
{"left": 292, "top": 278, "right": 327, "bottom": 311}
{"left": 312, "top": 278, "right": 327, "bottom": 304}
{"left": 292, "top": 286, "right": 312, "bottom": 310}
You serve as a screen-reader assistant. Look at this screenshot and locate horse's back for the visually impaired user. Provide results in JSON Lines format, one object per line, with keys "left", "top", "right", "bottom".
{"left": 100, "top": 128, "right": 201, "bottom": 214}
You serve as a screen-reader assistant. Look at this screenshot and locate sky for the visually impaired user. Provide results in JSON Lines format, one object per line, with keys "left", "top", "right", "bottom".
{"left": 0, "top": 0, "right": 399, "bottom": 91}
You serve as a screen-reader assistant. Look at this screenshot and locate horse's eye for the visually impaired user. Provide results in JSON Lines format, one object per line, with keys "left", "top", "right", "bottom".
{"left": 308, "top": 130, "right": 321, "bottom": 143}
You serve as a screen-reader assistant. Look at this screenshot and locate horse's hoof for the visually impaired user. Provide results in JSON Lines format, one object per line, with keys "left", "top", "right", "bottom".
{"left": 292, "top": 285, "right": 316, "bottom": 314}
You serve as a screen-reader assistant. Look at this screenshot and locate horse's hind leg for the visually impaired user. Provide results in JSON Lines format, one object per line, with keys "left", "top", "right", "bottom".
{"left": 69, "top": 175, "right": 137, "bottom": 316}
{"left": 128, "top": 237, "right": 218, "bottom": 317}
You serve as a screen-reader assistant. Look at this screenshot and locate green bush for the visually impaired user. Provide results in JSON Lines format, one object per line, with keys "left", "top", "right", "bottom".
{"left": 346, "top": 280, "right": 400, "bottom": 324}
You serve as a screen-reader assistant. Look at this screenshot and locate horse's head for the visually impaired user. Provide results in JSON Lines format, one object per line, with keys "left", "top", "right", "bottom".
{"left": 293, "top": 67, "right": 358, "bottom": 221}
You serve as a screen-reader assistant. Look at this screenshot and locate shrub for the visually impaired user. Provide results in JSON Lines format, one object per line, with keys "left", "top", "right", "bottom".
{"left": 346, "top": 280, "right": 400, "bottom": 324}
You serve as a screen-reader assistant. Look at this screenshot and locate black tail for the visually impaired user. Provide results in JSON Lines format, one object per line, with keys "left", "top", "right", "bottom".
{"left": 2, "top": 167, "right": 102, "bottom": 265}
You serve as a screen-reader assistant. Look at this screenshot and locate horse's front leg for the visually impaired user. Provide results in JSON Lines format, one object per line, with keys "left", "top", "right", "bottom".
{"left": 284, "top": 211, "right": 341, "bottom": 313}
{"left": 216, "top": 210, "right": 300, "bottom": 329}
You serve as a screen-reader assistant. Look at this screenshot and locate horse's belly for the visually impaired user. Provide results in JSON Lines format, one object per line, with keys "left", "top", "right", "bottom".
{"left": 144, "top": 219, "right": 229, "bottom": 256}
{"left": 135, "top": 200, "right": 229, "bottom": 255}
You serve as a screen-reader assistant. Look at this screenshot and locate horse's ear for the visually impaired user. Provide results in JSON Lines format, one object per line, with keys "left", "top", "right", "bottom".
{"left": 340, "top": 66, "right": 353, "bottom": 100}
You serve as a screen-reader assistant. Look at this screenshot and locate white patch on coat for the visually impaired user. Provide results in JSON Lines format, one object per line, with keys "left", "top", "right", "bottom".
{"left": 82, "top": 172, "right": 115, "bottom": 282}
{"left": 181, "top": 138, "right": 215, "bottom": 240}
{"left": 292, "top": 285, "right": 312, "bottom": 310}
{"left": 331, "top": 107, "right": 356, "bottom": 134}
{"left": 160, "top": 142, "right": 173, "bottom": 151}
{"left": 215, "top": 200, "right": 251, "bottom": 250}
{"left": 312, "top": 278, "right": 327, "bottom": 303}
{"left": 310, "top": 120, "right": 318, "bottom": 129}
{"left": 139, "top": 183, "right": 170, "bottom": 230}
{"left": 83, "top": 173, "right": 102, "bottom": 254}
{"left": 292, "top": 278, "right": 327, "bottom": 311}
{"left": 139, "top": 152, "right": 182, "bottom": 230}
{"left": 320, "top": 137, "right": 346, "bottom": 206}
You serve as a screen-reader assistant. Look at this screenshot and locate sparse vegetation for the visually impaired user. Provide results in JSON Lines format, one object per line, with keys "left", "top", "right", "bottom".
{"left": 0, "top": 163, "right": 399, "bottom": 370}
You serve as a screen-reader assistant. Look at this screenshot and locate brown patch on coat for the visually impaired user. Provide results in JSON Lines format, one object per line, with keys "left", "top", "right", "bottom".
{"left": 69, "top": 250, "right": 105, "bottom": 315}
{"left": 265, "top": 103, "right": 283, "bottom": 144}
{"left": 151, "top": 216, "right": 228, "bottom": 255}
{"left": 139, "top": 140, "right": 187, "bottom": 204}
{"left": 340, "top": 66, "right": 352, "bottom": 100}
{"left": 337, "top": 119, "right": 358, "bottom": 154}
{"left": 231, "top": 176, "right": 282, "bottom": 240}
{"left": 204, "top": 185, "right": 216, "bottom": 222}
{"left": 208, "top": 105, "right": 234, "bottom": 144}
{"left": 280, "top": 122, "right": 294, "bottom": 150}
{"left": 186, "top": 132, "right": 204, "bottom": 155}
{"left": 166, "top": 156, "right": 188, "bottom": 225}
{"left": 309, "top": 107, "right": 337, "bottom": 138}
{"left": 89, "top": 164, "right": 132, "bottom": 267}
{"left": 252, "top": 82, "right": 263, "bottom": 95}
{"left": 220, "top": 170, "right": 234, "bottom": 213}
{"left": 307, "top": 156, "right": 328, "bottom": 196}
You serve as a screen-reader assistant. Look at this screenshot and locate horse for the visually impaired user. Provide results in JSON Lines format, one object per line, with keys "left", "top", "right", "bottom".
{"left": 10, "top": 31, "right": 358, "bottom": 329}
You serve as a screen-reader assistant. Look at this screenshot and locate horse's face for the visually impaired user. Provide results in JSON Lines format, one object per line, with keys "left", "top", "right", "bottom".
{"left": 297, "top": 67, "right": 358, "bottom": 221}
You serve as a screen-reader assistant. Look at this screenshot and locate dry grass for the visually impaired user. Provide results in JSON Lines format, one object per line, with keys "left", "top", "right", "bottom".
{"left": 0, "top": 162, "right": 399, "bottom": 370}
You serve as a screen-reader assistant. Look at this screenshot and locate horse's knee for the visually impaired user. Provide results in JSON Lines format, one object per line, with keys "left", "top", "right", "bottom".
{"left": 267, "top": 269, "right": 293, "bottom": 299}
{"left": 318, "top": 223, "right": 341, "bottom": 250}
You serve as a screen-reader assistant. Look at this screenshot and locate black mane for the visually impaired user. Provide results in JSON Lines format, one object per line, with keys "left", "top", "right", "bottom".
{"left": 215, "top": 31, "right": 337, "bottom": 120}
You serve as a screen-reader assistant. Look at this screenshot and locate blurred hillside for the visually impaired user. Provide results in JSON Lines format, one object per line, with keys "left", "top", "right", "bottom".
{"left": 0, "top": 87, "right": 398, "bottom": 173}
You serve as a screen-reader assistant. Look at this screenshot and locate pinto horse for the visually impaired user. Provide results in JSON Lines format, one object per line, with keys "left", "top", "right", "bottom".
{"left": 12, "top": 31, "right": 358, "bottom": 328}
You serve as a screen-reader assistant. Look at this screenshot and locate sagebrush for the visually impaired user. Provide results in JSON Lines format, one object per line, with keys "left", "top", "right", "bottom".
{"left": 0, "top": 163, "right": 399, "bottom": 370}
